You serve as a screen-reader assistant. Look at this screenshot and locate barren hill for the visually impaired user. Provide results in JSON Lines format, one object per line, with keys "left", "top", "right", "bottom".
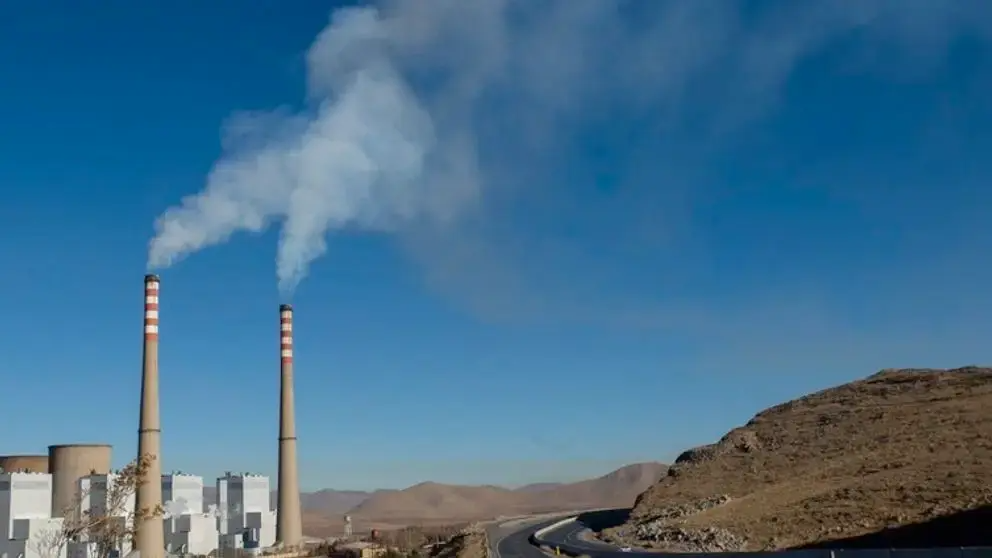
{"left": 347, "top": 462, "right": 667, "bottom": 525}
{"left": 201, "top": 487, "right": 384, "bottom": 515}
{"left": 302, "top": 488, "right": 389, "bottom": 515}
{"left": 531, "top": 462, "right": 666, "bottom": 511}
{"left": 349, "top": 482, "right": 522, "bottom": 522}
{"left": 608, "top": 367, "right": 992, "bottom": 551}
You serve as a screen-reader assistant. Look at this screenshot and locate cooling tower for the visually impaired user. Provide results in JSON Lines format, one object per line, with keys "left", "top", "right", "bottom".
{"left": 134, "top": 274, "right": 165, "bottom": 558}
{"left": 276, "top": 304, "right": 303, "bottom": 546}
{"left": 0, "top": 454, "right": 49, "bottom": 473}
{"left": 48, "top": 444, "right": 112, "bottom": 517}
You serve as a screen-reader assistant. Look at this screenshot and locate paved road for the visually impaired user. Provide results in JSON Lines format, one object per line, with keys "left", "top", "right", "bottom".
{"left": 491, "top": 517, "right": 571, "bottom": 558}
{"left": 498, "top": 508, "right": 646, "bottom": 558}
{"left": 537, "top": 519, "right": 617, "bottom": 554}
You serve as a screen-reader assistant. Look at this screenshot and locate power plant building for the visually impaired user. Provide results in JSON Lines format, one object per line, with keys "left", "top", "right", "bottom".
{"left": 0, "top": 472, "right": 66, "bottom": 558}
{"left": 67, "top": 473, "right": 136, "bottom": 558}
{"left": 0, "top": 455, "right": 49, "bottom": 474}
{"left": 162, "top": 473, "right": 204, "bottom": 515}
{"left": 161, "top": 473, "right": 218, "bottom": 556}
{"left": 216, "top": 473, "right": 277, "bottom": 552}
{"left": 48, "top": 444, "right": 112, "bottom": 520}
{"left": 78, "top": 473, "right": 135, "bottom": 519}
{"left": 2, "top": 277, "right": 309, "bottom": 557}
{"left": 0, "top": 467, "right": 283, "bottom": 558}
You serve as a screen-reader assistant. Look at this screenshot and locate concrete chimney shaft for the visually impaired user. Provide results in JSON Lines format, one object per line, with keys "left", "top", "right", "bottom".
{"left": 276, "top": 304, "right": 303, "bottom": 546}
{"left": 134, "top": 274, "right": 165, "bottom": 558}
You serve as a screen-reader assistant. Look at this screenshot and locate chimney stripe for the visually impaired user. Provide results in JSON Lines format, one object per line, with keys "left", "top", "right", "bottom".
{"left": 280, "top": 307, "right": 293, "bottom": 363}
{"left": 144, "top": 278, "right": 160, "bottom": 341}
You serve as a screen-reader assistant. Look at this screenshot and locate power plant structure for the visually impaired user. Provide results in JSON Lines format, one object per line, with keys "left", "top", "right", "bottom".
{"left": 276, "top": 304, "right": 304, "bottom": 547}
{"left": 0, "top": 455, "right": 49, "bottom": 473}
{"left": 134, "top": 273, "right": 165, "bottom": 558}
{"left": 0, "top": 274, "right": 308, "bottom": 558}
{"left": 48, "top": 443, "right": 112, "bottom": 519}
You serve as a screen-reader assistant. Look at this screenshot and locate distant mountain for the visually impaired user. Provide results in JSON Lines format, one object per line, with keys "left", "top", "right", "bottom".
{"left": 514, "top": 482, "right": 564, "bottom": 493}
{"left": 341, "top": 462, "right": 667, "bottom": 525}
{"left": 201, "top": 486, "right": 381, "bottom": 515}
{"left": 302, "top": 489, "right": 384, "bottom": 516}
{"left": 199, "top": 461, "right": 667, "bottom": 536}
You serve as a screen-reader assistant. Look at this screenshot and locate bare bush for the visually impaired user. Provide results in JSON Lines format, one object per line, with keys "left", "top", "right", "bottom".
{"left": 32, "top": 453, "right": 165, "bottom": 558}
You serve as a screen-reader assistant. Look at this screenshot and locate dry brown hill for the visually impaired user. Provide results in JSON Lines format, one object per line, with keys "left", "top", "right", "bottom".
{"left": 349, "top": 482, "right": 522, "bottom": 522}
{"left": 303, "top": 488, "right": 395, "bottom": 515}
{"left": 346, "top": 462, "right": 666, "bottom": 526}
{"left": 607, "top": 367, "right": 992, "bottom": 551}
{"left": 546, "top": 462, "right": 666, "bottom": 510}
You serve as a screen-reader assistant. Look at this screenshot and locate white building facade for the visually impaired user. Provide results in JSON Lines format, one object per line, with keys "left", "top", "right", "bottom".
{"left": 215, "top": 473, "right": 276, "bottom": 552}
{"left": 0, "top": 472, "right": 66, "bottom": 558}
{"left": 65, "top": 473, "right": 137, "bottom": 558}
{"left": 161, "top": 474, "right": 218, "bottom": 556}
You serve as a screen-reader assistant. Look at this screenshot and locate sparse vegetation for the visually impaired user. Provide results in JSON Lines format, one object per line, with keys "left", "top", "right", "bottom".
{"left": 377, "top": 524, "right": 467, "bottom": 550}
{"left": 427, "top": 525, "right": 488, "bottom": 558}
{"left": 31, "top": 453, "right": 165, "bottom": 558}
{"left": 605, "top": 367, "right": 992, "bottom": 550}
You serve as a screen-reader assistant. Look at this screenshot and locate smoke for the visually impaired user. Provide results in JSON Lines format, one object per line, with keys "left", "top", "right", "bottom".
{"left": 147, "top": 0, "right": 990, "bottom": 300}
{"left": 146, "top": 3, "right": 482, "bottom": 293}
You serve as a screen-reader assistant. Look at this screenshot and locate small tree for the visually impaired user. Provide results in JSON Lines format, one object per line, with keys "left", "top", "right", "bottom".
{"left": 32, "top": 453, "right": 165, "bottom": 558}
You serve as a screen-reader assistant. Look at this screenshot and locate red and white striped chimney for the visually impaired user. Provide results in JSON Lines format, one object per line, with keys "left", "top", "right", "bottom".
{"left": 276, "top": 304, "right": 303, "bottom": 546}
{"left": 134, "top": 274, "right": 165, "bottom": 558}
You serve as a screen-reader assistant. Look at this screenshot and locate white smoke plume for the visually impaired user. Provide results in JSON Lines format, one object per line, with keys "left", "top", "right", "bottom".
{"left": 147, "top": 0, "right": 990, "bottom": 299}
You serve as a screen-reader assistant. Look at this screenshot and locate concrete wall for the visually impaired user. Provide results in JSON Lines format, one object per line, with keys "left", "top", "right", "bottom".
{"left": 163, "top": 474, "right": 205, "bottom": 514}
{"left": 48, "top": 444, "right": 112, "bottom": 519}
{"left": 0, "top": 456, "right": 49, "bottom": 474}
{"left": 0, "top": 472, "right": 55, "bottom": 540}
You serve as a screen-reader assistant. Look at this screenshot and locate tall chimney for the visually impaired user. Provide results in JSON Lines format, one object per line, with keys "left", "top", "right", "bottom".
{"left": 134, "top": 274, "right": 165, "bottom": 558}
{"left": 276, "top": 304, "right": 303, "bottom": 546}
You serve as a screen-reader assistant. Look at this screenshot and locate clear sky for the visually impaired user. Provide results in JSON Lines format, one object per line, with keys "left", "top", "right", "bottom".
{"left": 1, "top": 0, "right": 990, "bottom": 491}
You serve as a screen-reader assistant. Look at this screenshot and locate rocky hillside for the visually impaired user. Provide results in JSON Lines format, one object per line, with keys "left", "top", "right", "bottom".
{"left": 607, "top": 367, "right": 992, "bottom": 551}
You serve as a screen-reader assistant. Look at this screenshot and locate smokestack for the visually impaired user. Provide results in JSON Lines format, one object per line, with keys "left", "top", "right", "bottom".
{"left": 134, "top": 274, "right": 165, "bottom": 558}
{"left": 276, "top": 304, "right": 303, "bottom": 546}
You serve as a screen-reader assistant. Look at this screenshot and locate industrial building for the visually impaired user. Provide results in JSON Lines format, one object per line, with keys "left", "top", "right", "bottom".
{"left": 0, "top": 466, "right": 285, "bottom": 558}
{"left": 0, "top": 455, "right": 49, "bottom": 474}
{"left": 161, "top": 473, "right": 218, "bottom": 556}
{"left": 49, "top": 444, "right": 113, "bottom": 520}
{"left": 216, "top": 472, "right": 278, "bottom": 553}
{"left": 1, "top": 275, "right": 307, "bottom": 557}
{"left": 67, "top": 472, "right": 138, "bottom": 558}
{"left": 0, "top": 471, "right": 66, "bottom": 558}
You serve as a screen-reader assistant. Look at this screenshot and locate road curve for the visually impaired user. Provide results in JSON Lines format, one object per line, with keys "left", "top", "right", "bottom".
{"left": 523, "top": 508, "right": 649, "bottom": 558}
{"left": 536, "top": 519, "right": 618, "bottom": 554}
{"left": 494, "top": 516, "right": 571, "bottom": 558}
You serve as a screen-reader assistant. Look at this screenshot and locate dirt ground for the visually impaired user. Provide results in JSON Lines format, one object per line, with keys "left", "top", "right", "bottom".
{"left": 606, "top": 367, "right": 992, "bottom": 550}
{"left": 429, "top": 526, "right": 488, "bottom": 558}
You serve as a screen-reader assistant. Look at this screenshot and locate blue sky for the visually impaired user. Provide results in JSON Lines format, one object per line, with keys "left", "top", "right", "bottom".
{"left": 1, "top": 0, "right": 990, "bottom": 491}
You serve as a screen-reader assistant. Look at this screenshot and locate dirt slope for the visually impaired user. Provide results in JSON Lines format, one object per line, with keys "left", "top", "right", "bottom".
{"left": 612, "top": 367, "right": 992, "bottom": 551}
{"left": 538, "top": 463, "right": 666, "bottom": 510}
